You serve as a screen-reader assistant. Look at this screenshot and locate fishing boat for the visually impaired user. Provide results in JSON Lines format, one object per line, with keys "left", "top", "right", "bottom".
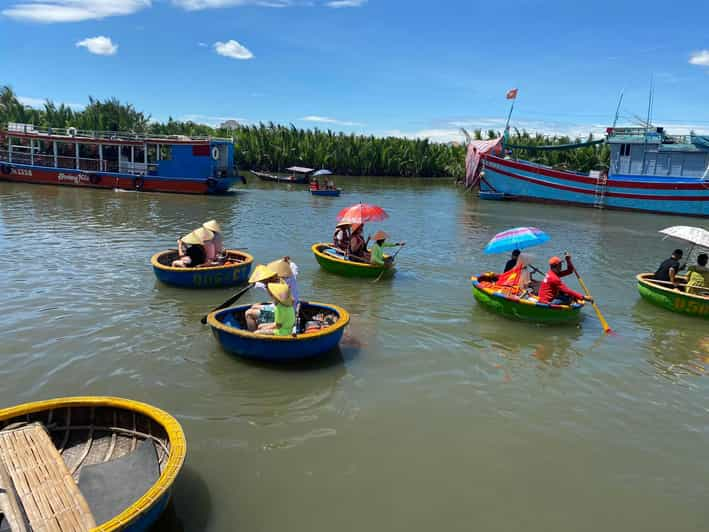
{"left": 0, "top": 396, "right": 186, "bottom": 532}
{"left": 0, "top": 122, "right": 241, "bottom": 194}
{"left": 636, "top": 273, "right": 709, "bottom": 319}
{"left": 151, "top": 250, "right": 254, "bottom": 288}
{"left": 310, "top": 188, "right": 341, "bottom": 197}
{"left": 207, "top": 302, "right": 350, "bottom": 360}
{"left": 471, "top": 275, "right": 585, "bottom": 324}
{"left": 251, "top": 166, "right": 313, "bottom": 184}
{"left": 476, "top": 127, "right": 709, "bottom": 217}
{"left": 312, "top": 243, "right": 392, "bottom": 278}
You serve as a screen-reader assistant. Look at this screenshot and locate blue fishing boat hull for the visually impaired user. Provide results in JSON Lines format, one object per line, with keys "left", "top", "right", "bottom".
{"left": 310, "top": 189, "right": 341, "bottom": 197}
{"left": 151, "top": 250, "right": 254, "bottom": 288}
{"left": 481, "top": 155, "right": 709, "bottom": 217}
{"left": 207, "top": 302, "right": 350, "bottom": 361}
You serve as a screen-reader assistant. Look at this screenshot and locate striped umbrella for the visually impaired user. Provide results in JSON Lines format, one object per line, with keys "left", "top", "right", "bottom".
{"left": 483, "top": 226, "right": 550, "bottom": 254}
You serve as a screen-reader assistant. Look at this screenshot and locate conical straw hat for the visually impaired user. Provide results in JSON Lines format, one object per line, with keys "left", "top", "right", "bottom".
{"left": 267, "top": 282, "right": 293, "bottom": 306}
{"left": 249, "top": 264, "right": 278, "bottom": 284}
{"left": 267, "top": 258, "right": 293, "bottom": 278}
{"left": 372, "top": 230, "right": 389, "bottom": 241}
{"left": 203, "top": 220, "right": 222, "bottom": 233}
{"left": 181, "top": 230, "right": 202, "bottom": 245}
{"left": 194, "top": 227, "right": 214, "bottom": 242}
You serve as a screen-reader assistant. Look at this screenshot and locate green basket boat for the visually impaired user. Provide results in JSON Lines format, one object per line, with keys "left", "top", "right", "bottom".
{"left": 470, "top": 276, "right": 585, "bottom": 324}
{"left": 312, "top": 243, "right": 393, "bottom": 278}
{"left": 636, "top": 273, "right": 709, "bottom": 319}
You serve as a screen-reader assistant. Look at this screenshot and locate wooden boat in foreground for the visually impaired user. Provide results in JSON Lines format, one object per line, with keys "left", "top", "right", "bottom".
{"left": 208, "top": 302, "right": 349, "bottom": 361}
{"left": 471, "top": 275, "right": 585, "bottom": 324}
{"left": 0, "top": 396, "right": 186, "bottom": 531}
{"left": 311, "top": 243, "right": 393, "bottom": 278}
{"left": 636, "top": 273, "right": 709, "bottom": 319}
{"left": 151, "top": 249, "right": 253, "bottom": 288}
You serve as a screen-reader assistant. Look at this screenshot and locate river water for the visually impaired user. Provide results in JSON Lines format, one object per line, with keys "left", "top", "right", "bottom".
{"left": 0, "top": 177, "right": 707, "bottom": 531}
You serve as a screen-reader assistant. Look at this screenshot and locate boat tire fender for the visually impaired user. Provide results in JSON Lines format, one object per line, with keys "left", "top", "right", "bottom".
{"left": 134, "top": 177, "right": 144, "bottom": 191}
{"left": 207, "top": 177, "right": 218, "bottom": 193}
{"left": 1, "top": 164, "right": 11, "bottom": 175}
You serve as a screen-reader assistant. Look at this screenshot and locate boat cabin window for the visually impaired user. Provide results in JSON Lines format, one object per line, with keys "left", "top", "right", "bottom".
{"left": 620, "top": 144, "right": 631, "bottom": 157}
{"left": 160, "top": 145, "right": 172, "bottom": 160}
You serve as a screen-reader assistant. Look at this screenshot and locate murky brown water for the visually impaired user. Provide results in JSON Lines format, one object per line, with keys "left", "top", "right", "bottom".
{"left": 1, "top": 176, "right": 708, "bottom": 531}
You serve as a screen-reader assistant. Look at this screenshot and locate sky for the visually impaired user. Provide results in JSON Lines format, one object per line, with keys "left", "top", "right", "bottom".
{"left": 1, "top": 0, "right": 709, "bottom": 142}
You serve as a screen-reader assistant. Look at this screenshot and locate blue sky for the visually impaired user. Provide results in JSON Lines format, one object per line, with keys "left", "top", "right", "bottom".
{"left": 2, "top": 0, "right": 709, "bottom": 141}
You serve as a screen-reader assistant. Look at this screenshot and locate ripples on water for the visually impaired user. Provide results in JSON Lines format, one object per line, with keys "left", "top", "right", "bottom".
{"left": 1, "top": 178, "right": 708, "bottom": 532}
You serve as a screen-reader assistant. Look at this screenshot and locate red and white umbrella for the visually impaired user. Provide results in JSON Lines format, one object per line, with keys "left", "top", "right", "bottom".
{"left": 337, "top": 203, "right": 389, "bottom": 224}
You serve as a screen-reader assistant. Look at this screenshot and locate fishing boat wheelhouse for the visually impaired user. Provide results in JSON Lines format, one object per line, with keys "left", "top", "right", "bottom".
{"left": 0, "top": 122, "right": 241, "bottom": 194}
{"left": 477, "top": 126, "right": 709, "bottom": 217}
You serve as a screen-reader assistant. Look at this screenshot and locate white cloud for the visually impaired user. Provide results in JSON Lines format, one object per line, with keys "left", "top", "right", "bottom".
{"left": 326, "top": 0, "right": 365, "bottom": 6}
{"left": 76, "top": 35, "right": 118, "bottom": 55}
{"left": 19, "top": 96, "right": 84, "bottom": 109}
{"left": 301, "top": 115, "right": 363, "bottom": 126}
{"left": 197, "top": 41, "right": 208, "bottom": 47}
{"left": 172, "top": 0, "right": 290, "bottom": 10}
{"left": 689, "top": 50, "right": 709, "bottom": 67}
{"left": 214, "top": 40, "right": 253, "bottom": 60}
{"left": 2, "top": 0, "right": 150, "bottom": 23}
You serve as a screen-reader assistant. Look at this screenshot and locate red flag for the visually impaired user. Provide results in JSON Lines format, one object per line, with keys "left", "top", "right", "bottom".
{"left": 506, "top": 88, "right": 518, "bottom": 100}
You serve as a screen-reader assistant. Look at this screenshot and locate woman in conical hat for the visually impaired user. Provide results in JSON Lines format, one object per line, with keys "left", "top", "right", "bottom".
{"left": 203, "top": 220, "right": 224, "bottom": 256}
{"left": 333, "top": 221, "right": 351, "bottom": 252}
{"left": 172, "top": 229, "right": 209, "bottom": 268}
{"left": 256, "top": 283, "right": 295, "bottom": 336}
{"left": 267, "top": 257, "right": 299, "bottom": 306}
{"left": 369, "top": 230, "right": 404, "bottom": 266}
{"left": 245, "top": 264, "right": 281, "bottom": 331}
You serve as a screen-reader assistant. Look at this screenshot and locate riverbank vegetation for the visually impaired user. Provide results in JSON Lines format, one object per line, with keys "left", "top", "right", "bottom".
{"left": 1, "top": 86, "right": 609, "bottom": 177}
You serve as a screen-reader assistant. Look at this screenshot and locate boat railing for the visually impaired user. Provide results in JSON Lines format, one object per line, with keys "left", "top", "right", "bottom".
{"left": 0, "top": 148, "right": 158, "bottom": 175}
{"left": 5, "top": 122, "right": 233, "bottom": 143}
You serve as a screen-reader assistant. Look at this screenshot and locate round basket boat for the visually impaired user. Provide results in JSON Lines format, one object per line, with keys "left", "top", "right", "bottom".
{"left": 471, "top": 276, "right": 584, "bottom": 324}
{"left": 151, "top": 249, "right": 254, "bottom": 288}
{"left": 0, "top": 396, "right": 186, "bottom": 532}
{"left": 636, "top": 273, "right": 709, "bottom": 319}
{"left": 207, "top": 302, "right": 350, "bottom": 361}
{"left": 311, "top": 243, "right": 392, "bottom": 278}
{"left": 310, "top": 189, "right": 341, "bottom": 197}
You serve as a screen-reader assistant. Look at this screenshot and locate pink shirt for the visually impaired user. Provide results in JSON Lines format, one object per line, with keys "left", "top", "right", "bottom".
{"left": 213, "top": 233, "right": 224, "bottom": 254}
{"left": 203, "top": 240, "right": 217, "bottom": 261}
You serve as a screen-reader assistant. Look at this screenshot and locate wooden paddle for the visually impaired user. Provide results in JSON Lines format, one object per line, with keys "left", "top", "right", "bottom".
{"left": 572, "top": 268, "right": 613, "bottom": 334}
{"left": 200, "top": 284, "right": 253, "bottom": 324}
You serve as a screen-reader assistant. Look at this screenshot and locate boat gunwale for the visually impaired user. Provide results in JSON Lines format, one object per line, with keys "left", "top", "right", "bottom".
{"left": 470, "top": 276, "right": 585, "bottom": 311}
{"left": 151, "top": 249, "right": 254, "bottom": 273}
{"left": 0, "top": 396, "right": 186, "bottom": 532}
{"left": 636, "top": 272, "right": 709, "bottom": 302}
{"left": 311, "top": 243, "right": 390, "bottom": 272}
{"left": 207, "top": 301, "right": 350, "bottom": 342}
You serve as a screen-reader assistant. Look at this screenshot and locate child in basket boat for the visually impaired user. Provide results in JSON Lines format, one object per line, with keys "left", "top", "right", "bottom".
{"left": 256, "top": 283, "right": 296, "bottom": 336}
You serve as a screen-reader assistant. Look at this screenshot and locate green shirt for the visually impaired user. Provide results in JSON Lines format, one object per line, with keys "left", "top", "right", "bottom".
{"left": 687, "top": 265, "right": 709, "bottom": 294}
{"left": 274, "top": 303, "right": 296, "bottom": 336}
{"left": 370, "top": 241, "right": 396, "bottom": 266}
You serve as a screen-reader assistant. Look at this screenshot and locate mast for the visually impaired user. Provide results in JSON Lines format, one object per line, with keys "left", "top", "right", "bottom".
{"left": 612, "top": 90, "right": 624, "bottom": 128}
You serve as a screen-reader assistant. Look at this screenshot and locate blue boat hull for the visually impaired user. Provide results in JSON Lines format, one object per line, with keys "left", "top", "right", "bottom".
{"left": 208, "top": 303, "right": 349, "bottom": 361}
{"left": 310, "top": 189, "right": 341, "bottom": 197}
{"left": 481, "top": 155, "right": 709, "bottom": 217}
{"left": 151, "top": 250, "right": 254, "bottom": 288}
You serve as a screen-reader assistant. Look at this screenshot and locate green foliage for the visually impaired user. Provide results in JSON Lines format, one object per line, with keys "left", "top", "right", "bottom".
{"left": 0, "top": 85, "right": 608, "bottom": 177}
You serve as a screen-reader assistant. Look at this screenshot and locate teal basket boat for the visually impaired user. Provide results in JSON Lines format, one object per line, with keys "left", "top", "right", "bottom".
{"left": 636, "top": 273, "right": 709, "bottom": 319}
{"left": 471, "top": 275, "right": 584, "bottom": 324}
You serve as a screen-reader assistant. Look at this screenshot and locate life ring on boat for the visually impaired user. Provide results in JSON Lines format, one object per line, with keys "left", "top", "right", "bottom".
{"left": 67, "top": 127, "right": 77, "bottom": 137}
{"left": 134, "top": 177, "right": 144, "bottom": 191}
{"left": 211, "top": 146, "right": 220, "bottom": 160}
{"left": 206, "top": 177, "right": 218, "bottom": 193}
{"left": 1, "top": 164, "right": 11, "bottom": 175}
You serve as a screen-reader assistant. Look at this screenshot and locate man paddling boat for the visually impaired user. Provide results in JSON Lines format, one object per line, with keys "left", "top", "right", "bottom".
{"left": 538, "top": 254, "right": 593, "bottom": 306}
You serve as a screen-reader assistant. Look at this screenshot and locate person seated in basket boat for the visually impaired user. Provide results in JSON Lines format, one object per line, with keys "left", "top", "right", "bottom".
{"left": 268, "top": 257, "right": 300, "bottom": 308}
{"left": 326, "top": 178, "right": 335, "bottom": 190}
{"left": 504, "top": 249, "right": 521, "bottom": 272}
{"left": 172, "top": 230, "right": 208, "bottom": 268}
{"left": 333, "top": 221, "right": 351, "bottom": 253}
{"left": 256, "top": 283, "right": 296, "bottom": 337}
{"left": 370, "top": 230, "right": 405, "bottom": 267}
{"left": 246, "top": 265, "right": 280, "bottom": 331}
{"left": 310, "top": 178, "right": 320, "bottom": 191}
{"left": 686, "top": 253, "right": 709, "bottom": 296}
{"left": 348, "top": 223, "right": 368, "bottom": 260}
{"left": 653, "top": 249, "right": 684, "bottom": 290}
{"left": 495, "top": 252, "right": 535, "bottom": 296}
{"left": 203, "top": 220, "right": 225, "bottom": 261}
{"left": 538, "top": 255, "right": 593, "bottom": 305}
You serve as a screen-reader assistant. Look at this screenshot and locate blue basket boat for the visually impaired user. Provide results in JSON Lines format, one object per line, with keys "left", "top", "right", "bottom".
{"left": 151, "top": 249, "right": 253, "bottom": 288}
{"left": 310, "top": 189, "right": 342, "bottom": 197}
{"left": 207, "top": 302, "right": 350, "bottom": 361}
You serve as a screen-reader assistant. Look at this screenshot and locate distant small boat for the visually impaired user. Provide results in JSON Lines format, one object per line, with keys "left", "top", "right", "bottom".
{"left": 636, "top": 273, "right": 709, "bottom": 319}
{"left": 251, "top": 166, "right": 314, "bottom": 184}
{"left": 310, "top": 188, "right": 342, "bottom": 197}
{"left": 0, "top": 396, "right": 186, "bottom": 532}
{"left": 207, "top": 302, "right": 350, "bottom": 360}
{"left": 471, "top": 275, "right": 585, "bottom": 324}
{"left": 151, "top": 249, "right": 254, "bottom": 288}
{"left": 312, "top": 243, "right": 394, "bottom": 278}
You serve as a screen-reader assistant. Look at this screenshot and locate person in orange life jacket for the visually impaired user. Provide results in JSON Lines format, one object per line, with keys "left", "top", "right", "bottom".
{"left": 538, "top": 254, "right": 593, "bottom": 305}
